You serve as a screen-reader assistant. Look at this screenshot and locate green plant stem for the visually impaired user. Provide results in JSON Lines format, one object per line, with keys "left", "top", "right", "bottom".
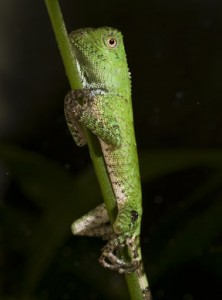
{"left": 44, "top": 0, "right": 116, "bottom": 222}
{"left": 44, "top": 1, "right": 146, "bottom": 299}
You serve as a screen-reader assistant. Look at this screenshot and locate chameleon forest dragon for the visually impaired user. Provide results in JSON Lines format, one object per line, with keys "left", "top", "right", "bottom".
{"left": 64, "top": 27, "right": 151, "bottom": 299}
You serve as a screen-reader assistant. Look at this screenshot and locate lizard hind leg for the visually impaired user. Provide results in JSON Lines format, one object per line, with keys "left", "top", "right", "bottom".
{"left": 99, "top": 235, "right": 140, "bottom": 274}
{"left": 71, "top": 203, "right": 114, "bottom": 239}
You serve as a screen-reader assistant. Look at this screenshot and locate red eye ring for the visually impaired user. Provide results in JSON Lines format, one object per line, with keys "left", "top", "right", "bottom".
{"left": 107, "top": 37, "right": 117, "bottom": 48}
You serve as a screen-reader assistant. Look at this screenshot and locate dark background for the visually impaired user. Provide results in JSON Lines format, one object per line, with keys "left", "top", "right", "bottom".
{"left": 0, "top": 0, "right": 222, "bottom": 299}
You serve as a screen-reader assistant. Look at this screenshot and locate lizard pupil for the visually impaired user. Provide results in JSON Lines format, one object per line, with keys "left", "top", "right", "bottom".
{"left": 107, "top": 37, "right": 117, "bottom": 48}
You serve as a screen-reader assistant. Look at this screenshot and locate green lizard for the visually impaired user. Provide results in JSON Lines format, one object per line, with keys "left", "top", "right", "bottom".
{"left": 65, "top": 27, "right": 151, "bottom": 299}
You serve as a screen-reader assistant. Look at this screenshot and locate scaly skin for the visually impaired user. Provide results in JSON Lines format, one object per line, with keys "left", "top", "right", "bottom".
{"left": 64, "top": 27, "right": 151, "bottom": 299}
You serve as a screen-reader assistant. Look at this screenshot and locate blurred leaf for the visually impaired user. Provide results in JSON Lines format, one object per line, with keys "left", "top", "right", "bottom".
{"left": 140, "top": 149, "right": 222, "bottom": 180}
{"left": 149, "top": 172, "right": 222, "bottom": 247}
{"left": 0, "top": 144, "right": 101, "bottom": 295}
{"left": 1, "top": 145, "right": 222, "bottom": 298}
{"left": 148, "top": 194, "right": 222, "bottom": 282}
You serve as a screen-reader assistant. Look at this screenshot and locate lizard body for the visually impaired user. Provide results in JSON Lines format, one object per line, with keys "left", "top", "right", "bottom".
{"left": 64, "top": 27, "right": 151, "bottom": 299}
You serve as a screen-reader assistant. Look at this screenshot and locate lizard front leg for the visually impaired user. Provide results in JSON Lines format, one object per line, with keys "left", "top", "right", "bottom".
{"left": 64, "top": 89, "right": 122, "bottom": 147}
{"left": 64, "top": 91, "right": 87, "bottom": 147}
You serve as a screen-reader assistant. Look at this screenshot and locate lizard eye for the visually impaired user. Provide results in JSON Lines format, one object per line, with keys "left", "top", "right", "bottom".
{"left": 106, "top": 37, "right": 118, "bottom": 48}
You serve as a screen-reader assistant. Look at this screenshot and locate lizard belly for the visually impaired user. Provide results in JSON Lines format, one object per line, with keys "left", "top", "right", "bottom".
{"left": 99, "top": 139, "right": 140, "bottom": 208}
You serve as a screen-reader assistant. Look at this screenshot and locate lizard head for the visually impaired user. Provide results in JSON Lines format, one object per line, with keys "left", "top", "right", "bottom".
{"left": 69, "top": 27, "right": 131, "bottom": 94}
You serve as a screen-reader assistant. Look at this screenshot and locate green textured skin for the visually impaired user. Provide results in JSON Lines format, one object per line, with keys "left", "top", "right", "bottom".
{"left": 68, "top": 27, "right": 142, "bottom": 239}
{"left": 65, "top": 27, "right": 151, "bottom": 298}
